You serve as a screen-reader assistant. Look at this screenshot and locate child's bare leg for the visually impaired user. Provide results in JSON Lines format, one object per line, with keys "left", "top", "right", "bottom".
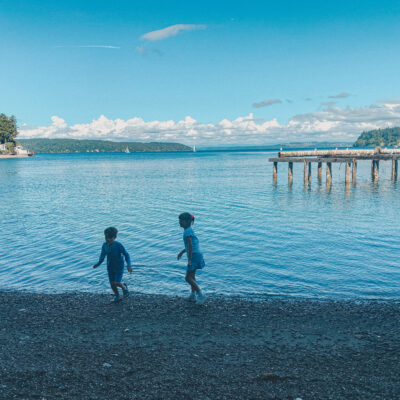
{"left": 185, "top": 271, "right": 201, "bottom": 292}
{"left": 115, "top": 282, "right": 127, "bottom": 291}
{"left": 110, "top": 282, "right": 120, "bottom": 297}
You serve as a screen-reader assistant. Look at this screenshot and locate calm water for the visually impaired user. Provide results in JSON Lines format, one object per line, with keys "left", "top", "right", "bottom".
{"left": 1, "top": 151, "right": 399, "bottom": 299}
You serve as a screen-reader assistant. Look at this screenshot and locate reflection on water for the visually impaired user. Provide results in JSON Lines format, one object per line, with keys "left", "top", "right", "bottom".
{"left": 0, "top": 152, "right": 399, "bottom": 299}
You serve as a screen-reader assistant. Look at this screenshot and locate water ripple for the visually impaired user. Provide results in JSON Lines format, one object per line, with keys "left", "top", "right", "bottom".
{"left": 1, "top": 152, "right": 399, "bottom": 299}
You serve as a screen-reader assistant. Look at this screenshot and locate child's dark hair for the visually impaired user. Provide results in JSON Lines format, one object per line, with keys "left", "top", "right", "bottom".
{"left": 179, "top": 212, "right": 195, "bottom": 224}
{"left": 104, "top": 226, "right": 118, "bottom": 239}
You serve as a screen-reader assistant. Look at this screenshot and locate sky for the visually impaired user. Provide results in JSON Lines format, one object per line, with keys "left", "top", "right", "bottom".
{"left": 1, "top": 0, "right": 400, "bottom": 145}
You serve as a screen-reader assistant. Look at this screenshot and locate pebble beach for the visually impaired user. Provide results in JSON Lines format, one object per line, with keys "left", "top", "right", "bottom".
{"left": 1, "top": 291, "right": 399, "bottom": 399}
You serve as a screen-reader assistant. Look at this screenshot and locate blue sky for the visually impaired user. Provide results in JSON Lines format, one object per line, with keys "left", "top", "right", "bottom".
{"left": 1, "top": 0, "right": 400, "bottom": 144}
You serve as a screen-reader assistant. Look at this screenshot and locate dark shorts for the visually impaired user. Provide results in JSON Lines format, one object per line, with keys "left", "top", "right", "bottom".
{"left": 187, "top": 253, "right": 205, "bottom": 272}
{"left": 107, "top": 267, "right": 124, "bottom": 283}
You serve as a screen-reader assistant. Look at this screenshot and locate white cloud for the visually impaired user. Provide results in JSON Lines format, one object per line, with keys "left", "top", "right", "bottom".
{"left": 320, "top": 101, "right": 337, "bottom": 107}
{"left": 328, "top": 92, "right": 351, "bottom": 99}
{"left": 378, "top": 98, "right": 400, "bottom": 105}
{"left": 18, "top": 103, "right": 400, "bottom": 145}
{"left": 135, "top": 46, "right": 163, "bottom": 56}
{"left": 253, "top": 99, "right": 282, "bottom": 108}
{"left": 141, "top": 24, "right": 206, "bottom": 41}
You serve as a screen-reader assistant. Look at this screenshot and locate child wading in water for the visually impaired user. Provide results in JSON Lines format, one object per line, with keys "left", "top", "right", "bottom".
{"left": 177, "top": 213, "right": 206, "bottom": 304}
{"left": 93, "top": 227, "right": 132, "bottom": 303}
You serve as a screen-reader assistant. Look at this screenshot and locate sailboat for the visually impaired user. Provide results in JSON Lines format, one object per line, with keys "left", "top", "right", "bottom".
{"left": 124, "top": 146, "right": 130, "bottom": 154}
{"left": 193, "top": 145, "right": 196, "bottom": 152}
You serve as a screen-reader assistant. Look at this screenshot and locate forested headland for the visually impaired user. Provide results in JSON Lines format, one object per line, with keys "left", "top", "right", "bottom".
{"left": 353, "top": 127, "right": 400, "bottom": 147}
{"left": 18, "top": 138, "right": 192, "bottom": 153}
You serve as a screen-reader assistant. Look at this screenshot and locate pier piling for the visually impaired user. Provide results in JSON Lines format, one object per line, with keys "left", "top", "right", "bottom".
{"left": 352, "top": 159, "right": 357, "bottom": 185}
{"left": 345, "top": 162, "right": 351, "bottom": 185}
{"left": 326, "top": 162, "right": 332, "bottom": 185}
{"left": 317, "top": 162, "right": 322, "bottom": 182}
{"left": 392, "top": 160, "right": 398, "bottom": 181}
{"left": 288, "top": 162, "right": 293, "bottom": 185}
{"left": 273, "top": 162, "right": 277, "bottom": 184}
{"left": 308, "top": 162, "right": 312, "bottom": 184}
{"left": 372, "top": 160, "right": 379, "bottom": 182}
{"left": 304, "top": 161, "right": 308, "bottom": 185}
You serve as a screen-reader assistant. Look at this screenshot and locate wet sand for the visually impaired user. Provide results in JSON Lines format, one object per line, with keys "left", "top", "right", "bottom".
{"left": 0, "top": 291, "right": 399, "bottom": 399}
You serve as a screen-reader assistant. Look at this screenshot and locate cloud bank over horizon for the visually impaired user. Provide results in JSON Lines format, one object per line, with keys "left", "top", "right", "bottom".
{"left": 19, "top": 102, "right": 400, "bottom": 145}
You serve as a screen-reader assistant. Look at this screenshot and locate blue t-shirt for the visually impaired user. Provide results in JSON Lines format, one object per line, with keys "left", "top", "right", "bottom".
{"left": 183, "top": 227, "right": 201, "bottom": 254}
{"left": 97, "top": 241, "right": 131, "bottom": 271}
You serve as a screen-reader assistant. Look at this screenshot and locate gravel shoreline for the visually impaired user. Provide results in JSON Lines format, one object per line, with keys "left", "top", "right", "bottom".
{"left": 1, "top": 291, "right": 399, "bottom": 400}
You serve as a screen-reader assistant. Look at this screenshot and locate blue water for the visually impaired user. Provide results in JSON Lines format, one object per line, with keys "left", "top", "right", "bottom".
{"left": 1, "top": 152, "right": 399, "bottom": 299}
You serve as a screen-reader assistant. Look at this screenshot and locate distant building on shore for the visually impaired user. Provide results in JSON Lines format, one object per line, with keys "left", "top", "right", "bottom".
{"left": 0, "top": 144, "right": 29, "bottom": 154}
{"left": 0, "top": 144, "right": 33, "bottom": 158}
{"left": 15, "top": 145, "right": 29, "bottom": 155}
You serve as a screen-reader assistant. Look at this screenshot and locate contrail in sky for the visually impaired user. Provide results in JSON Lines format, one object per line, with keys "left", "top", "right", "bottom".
{"left": 53, "top": 45, "right": 120, "bottom": 49}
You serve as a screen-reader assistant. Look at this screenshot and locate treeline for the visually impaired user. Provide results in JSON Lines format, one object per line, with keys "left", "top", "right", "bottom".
{"left": 353, "top": 127, "right": 400, "bottom": 147}
{"left": 18, "top": 138, "right": 192, "bottom": 153}
{"left": 0, "top": 114, "right": 18, "bottom": 151}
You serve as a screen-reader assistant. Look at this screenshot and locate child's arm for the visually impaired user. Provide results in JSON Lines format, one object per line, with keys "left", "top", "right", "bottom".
{"left": 93, "top": 244, "right": 106, "bottom": 268}
{"left": 177, "top": 249, "right": 186, "bottom": 260}
{"left": 120, "top": 243, "right": 133, "bottom": 273}
{"left": 186, "top": 236, "right": 193, "bottom": 267}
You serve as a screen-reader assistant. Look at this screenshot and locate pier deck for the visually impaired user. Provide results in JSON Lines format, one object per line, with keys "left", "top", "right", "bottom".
{"left": 268, "top": 147, "right": 399, "bottom": 184}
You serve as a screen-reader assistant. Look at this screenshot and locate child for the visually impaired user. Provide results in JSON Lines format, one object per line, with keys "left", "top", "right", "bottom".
{"left": 93, "top": 227, "right": 132, "bottom": 302}
{"left": 177, "top": 213, "right": 206, "bottom": 304}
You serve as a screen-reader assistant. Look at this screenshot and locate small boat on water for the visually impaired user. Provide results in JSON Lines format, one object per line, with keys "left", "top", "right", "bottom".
{"left": 124, "top": 147, "right": 130, "bottom": 153}
{"left": 193, "top": 146, "right": 196, "bottom": 152}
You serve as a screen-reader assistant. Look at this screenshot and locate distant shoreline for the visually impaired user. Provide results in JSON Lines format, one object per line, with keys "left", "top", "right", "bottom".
{"left": 16, "top": 138, "right": 359, "bottom": 154}
{"left": 18, "top": 138, "right": 192, "bottom": 154}
{"left": 0, "top": 154, "right": 33, "bottom": 159}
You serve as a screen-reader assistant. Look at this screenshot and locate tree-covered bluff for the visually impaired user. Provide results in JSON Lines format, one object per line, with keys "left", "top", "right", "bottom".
{"left": 18, "top": 139, "right": 192, "bottom": 153}
{"left": 353, "top": 127, "right": 400, "bottom": 147}
{"left": 0, "top": 113, "right": 18, "bottom": 153}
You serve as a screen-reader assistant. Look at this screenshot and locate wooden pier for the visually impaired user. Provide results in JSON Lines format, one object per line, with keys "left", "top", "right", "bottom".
{"left": 269, "top": 147, "right": 400, "bottom": 185}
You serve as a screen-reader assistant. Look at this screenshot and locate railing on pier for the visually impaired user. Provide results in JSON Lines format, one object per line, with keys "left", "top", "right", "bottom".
{"left": 268, "top": 147, "right": 400, "bottom": 185}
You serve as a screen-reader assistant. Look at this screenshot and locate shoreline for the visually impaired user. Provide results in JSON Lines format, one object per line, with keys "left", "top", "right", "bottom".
{"left": 1, "top": 291, "right": 399, "bottom": 399}
{"left": 0, "top": 154, "right": 33, "bottom": 159}
{"left": 2, "top": 286, "right": 400, "bottom": 303}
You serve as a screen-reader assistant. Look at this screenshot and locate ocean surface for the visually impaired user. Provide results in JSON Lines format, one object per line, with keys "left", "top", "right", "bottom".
{"left": 1, "top": 151, "right": 399, "bottom": 299}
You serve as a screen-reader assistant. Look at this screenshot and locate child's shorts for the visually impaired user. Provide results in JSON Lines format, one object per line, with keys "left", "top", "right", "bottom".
{"left": 107, "top": 267, "right": 124, "bottom": 283}
{"left": 187, "top": 252, "right": 205, "bottom": 272}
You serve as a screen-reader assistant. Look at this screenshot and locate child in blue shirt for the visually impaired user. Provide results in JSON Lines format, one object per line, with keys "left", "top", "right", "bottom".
{"left": 93, "top": 227, "right": 132, "bottom": 302}
{"left": 177, "top": 213, "right": 206, "bottom": 304}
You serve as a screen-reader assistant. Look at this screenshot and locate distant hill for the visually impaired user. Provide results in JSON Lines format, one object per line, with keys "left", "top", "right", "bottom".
{"left": 18, "top": 139, "right": 192, "bottom": 153}
{"left": 353, "top": 128, "right": 400, "bottom": 147}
